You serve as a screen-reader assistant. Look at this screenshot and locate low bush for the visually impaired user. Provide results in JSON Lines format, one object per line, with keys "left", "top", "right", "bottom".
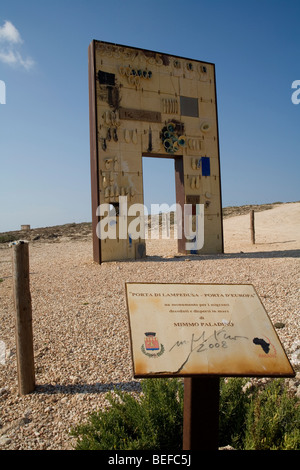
{"left": 244, "top": 379, "right": 300, "bottom": 450}
{"left": 71, "top": 378, "right": 183, "bottom": 450}
{"left": 219, "top": 377, "right": 251, "bottom": 448}
{"left": 71, "top": 377, "right": 300, "bottom": 450}
{"left": 0, "top": 233, "right": 17, "bottom": 243}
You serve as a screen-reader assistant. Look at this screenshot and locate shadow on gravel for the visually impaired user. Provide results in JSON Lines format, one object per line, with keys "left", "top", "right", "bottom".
{"left": 133, "top": 249, "right": 300, "bottom": 263}
{"left": 34, "top": 381, "right": 142, "bottom": 395}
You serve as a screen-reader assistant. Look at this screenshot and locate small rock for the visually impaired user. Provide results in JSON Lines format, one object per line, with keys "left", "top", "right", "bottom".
{"left": 291, "top": 341, "right": 300, "bottom": 367}
{"left": 18, "top": 416, "right": 31, "bottom": 427}
{"left": 274, "top": 322, "right": 285, "bottom": 329}
{"left": 0, "top": 436, "right": 11, "bottom": 446}
{"left": 5, "top": 349, "right": 14, "bottom": 359}
{"left": 44, "top": 406, "right": 53, "bottom": 413}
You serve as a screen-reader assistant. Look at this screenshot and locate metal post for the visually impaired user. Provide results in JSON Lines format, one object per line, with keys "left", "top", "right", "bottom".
{"left": 183, "top": 377, "right": 219, "bottom": 450}
{"left": 12, "top": 241, "right": 35, "bottom": 395}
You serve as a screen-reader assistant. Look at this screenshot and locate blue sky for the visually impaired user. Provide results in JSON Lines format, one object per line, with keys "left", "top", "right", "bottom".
{"left": 0, "top": 0, "right": 299, "bottom": 231}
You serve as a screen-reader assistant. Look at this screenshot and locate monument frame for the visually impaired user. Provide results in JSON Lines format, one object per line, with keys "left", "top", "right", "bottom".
{"left": 88, "top": 40, "right": 224, "bottom": 263}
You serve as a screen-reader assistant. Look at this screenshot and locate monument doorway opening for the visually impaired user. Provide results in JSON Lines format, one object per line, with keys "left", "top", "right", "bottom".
{"left": 142, "top": 154, "right": 185, "bottom": 257}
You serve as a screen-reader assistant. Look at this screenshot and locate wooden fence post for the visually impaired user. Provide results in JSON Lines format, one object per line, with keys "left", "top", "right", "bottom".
{"left": 12, "top": 241, "right": 35, "bottom": 395}
{"left": 250, "top": 210, "right": 255, "bottom": 244}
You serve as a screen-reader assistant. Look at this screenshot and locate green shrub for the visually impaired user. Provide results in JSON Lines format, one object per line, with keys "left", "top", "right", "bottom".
{"left": 219, "top": 377, "right": 251, "bottom": 449}
{"left": 70, "top": 377, "right": 300, "bottom": 450}
{"left": 71, "top": 378, "right": 184, "bottom": 450}
{"left": 244, "top": 379, "right": 300, "bottom": 450}
{"left": 0, "top": 233, "right": 17, "bottom": 244}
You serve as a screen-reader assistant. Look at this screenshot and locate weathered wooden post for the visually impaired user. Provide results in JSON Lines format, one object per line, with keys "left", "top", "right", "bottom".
{"left": 11, "top": 241, "right": 35, "bottom": 395}
{"left": 250, "top": 210, "right": 255, "bottom": 244}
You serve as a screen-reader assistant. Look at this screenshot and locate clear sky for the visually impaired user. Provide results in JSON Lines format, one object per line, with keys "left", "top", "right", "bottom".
{"left": 0, "top": 0, "right": 299, "bottom": 231}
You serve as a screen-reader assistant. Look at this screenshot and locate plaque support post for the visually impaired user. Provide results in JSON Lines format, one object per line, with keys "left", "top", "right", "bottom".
{"left": 183, "top": 377, "right": 220, "bottom": 450}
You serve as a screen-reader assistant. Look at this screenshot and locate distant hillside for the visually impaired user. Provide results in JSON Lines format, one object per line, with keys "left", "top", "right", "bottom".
{"left": 222, "top": 201, "right": 286, "bottom": 218}
{"left": 0, "top": 202, "right": 295, "bottom": 244}
{"left": 0, "top": 222, "right": 92, "bottom": 245}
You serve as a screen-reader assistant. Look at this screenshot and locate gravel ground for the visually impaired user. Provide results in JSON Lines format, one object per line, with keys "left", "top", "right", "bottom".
{"left": 0, "top": 208, "right": 299, "bottom": 450}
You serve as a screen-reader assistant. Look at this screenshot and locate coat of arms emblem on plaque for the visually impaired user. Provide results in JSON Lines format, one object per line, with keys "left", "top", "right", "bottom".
{"left": 141, "top": 332, "right": 164, "bottom": 358}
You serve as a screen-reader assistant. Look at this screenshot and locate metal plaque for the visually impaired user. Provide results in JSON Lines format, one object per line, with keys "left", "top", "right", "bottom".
{"left": 186, "top": 195, "right": 200, "bottom": 205}
{"left": 126, "top": 283, "right": 295, "bottom": 378}
{"left": 180, "top": 96, "right": 199, "bottom": 117}
{"left": 119, "top": 107, "right": 161, "bottom": 123}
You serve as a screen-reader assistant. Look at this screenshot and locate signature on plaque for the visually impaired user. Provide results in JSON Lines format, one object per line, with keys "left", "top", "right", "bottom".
{"left": 168, "top": 327, "right": 249, "bottom": 373}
